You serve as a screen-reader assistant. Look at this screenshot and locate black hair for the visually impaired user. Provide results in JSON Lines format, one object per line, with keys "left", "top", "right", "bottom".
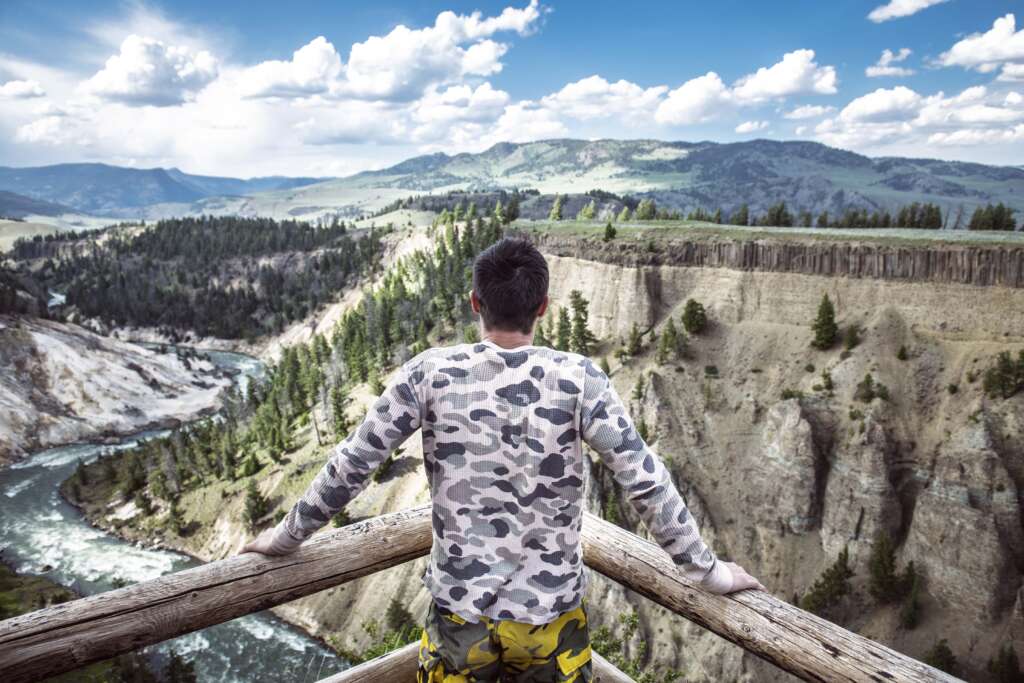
{"left": 472, "top": 237, "right": 549, "bottom": 334}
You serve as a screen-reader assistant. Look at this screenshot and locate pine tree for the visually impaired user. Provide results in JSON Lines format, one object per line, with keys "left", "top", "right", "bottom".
{"left": 493, "top": 200, "right": 505, "bottom": 224}
{"left": 656, "top": 317, "right": 684, "bottom": 363}
{"left": 330, "top": 385, "right": 349, "bottom": 436}
{"left": 603, "top": 222, "right": 617, "bottom": 241}
{"left": 811, "top": 294, "right": 838, "bottom": 350}
{"left": 569, "top": 290, "right": 597, "bottom": 356}
{"left": 555, "top": 307, "right": 572, "bottom": 351}
{"left": 549, "top": 195, "right": 563, "bottom": 221}
{"left": 801, "top": 547, "right": 854, "bottom": 615}
{"left": 988, "top": 645, "right": 1023, "bottom": 683}
{"left": 730, "top": 204, "right": 749, "bottom": 226}
{"left": 924, "top": 639, "right": 958, "bottom": 675}
{"left": 635, "top": 199, "right": 657, "bottom": 220}
{"left": 868, "top": 532, "right": 901, "bottom": 603}
{"left": 577, "top": 200, "right": 596, "bottom": 220}
{"left": 626, "top": 322, "right": 643, "bottom": 356}
{"left": 617, "top": 205, "right": 631, "bottom": 222}
{"left": 632, "top": 376, "right": 645, "bottom": 401}
{"left": 243, "top": 479, "right": 268, "bottom": 533}
{"left": 534, "top": 315, "right": 551, "bottom": 347}
{"left": 681, "top": 299, "right": 707, "bottom": 335}
{"left": 899, "top": 571, "right": 922, "bottom": 630}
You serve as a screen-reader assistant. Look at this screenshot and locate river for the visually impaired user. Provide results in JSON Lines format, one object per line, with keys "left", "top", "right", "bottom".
{"left": 0, "top": 349, "right": 347, "bottom": 682}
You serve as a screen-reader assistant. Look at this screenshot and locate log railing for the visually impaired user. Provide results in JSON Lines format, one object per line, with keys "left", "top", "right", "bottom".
{"left": 0, "top": 505, "right": 962, "bottom": 683}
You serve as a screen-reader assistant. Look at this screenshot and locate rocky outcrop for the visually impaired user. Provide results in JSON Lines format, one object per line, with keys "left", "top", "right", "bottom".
{"left": 0, "top": 316, "right": 230, "bottom": 464}
{"left": 529, "top": 231, "right": 1024, "bottom": 288}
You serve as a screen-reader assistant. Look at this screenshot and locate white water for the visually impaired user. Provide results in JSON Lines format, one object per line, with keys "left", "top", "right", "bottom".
{"left": 0, "top": 348, "right": 347, "bottom": 681}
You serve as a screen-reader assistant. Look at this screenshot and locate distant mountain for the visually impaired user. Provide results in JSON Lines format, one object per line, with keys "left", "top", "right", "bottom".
{"left": 340, "top": 138, "right": 1024, "bottom": 218}
{"left": 0, "top": 191, "right": 75, "bottom": 219}
{"left": 0, "top": 163, "right": 329, "bottom": 215}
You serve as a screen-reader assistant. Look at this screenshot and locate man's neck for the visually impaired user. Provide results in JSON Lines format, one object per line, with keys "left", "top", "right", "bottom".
{"left": 481, "top": 327, "right": 534, "bottom": 349}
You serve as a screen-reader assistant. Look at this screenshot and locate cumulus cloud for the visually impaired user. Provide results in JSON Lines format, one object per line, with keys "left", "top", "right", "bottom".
{"left": 1007, "top": 92, "right": 1024, "bottom": 106}
{"left": 732, "top": 49, "right": 837, "bottom": 102}
{"left": 339, "top": 1, "right": 540, "bottom": 101}
{"left": 939, "top": 14, "right": 1024, "bottom": 73}
{"left": 867, "top": 48, "right": 915, "bottom": 78}
{"left": 784, "top": 104, "right": 834, "bottom": 119}
{"left": 735, "top": 120, "right": 769, "bottom": 134}
{"left": 484, "top": 101, "right": 567, "bottom": 144}
{"left": 540, "top": 75, "right": 666, "bottom": 121}
{"left": 999, "top": 63, "right": 1024, "bottom": 82}
{"left": 15, "top": 115, "right": 78, "bottom": 145}
{"left": 239, "top": 37, "right": 343, "bottom": 98}
{"left": 79, "top": 34, "right": 218, "bottom": 105}
{"left": 867, "top": 0, "right": 950, "bottom": 23}
{"left": 814, "top": 84, "right": 1024, "bottom": 150}
{"left": 654, "top": 72, "right": 732, "bottom": 125}
{"left": 0, "top": 80, "right": 46, "bottom": 99}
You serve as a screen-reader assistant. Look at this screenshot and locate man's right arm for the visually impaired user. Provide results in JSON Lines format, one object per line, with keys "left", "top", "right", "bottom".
{"left": 578, "top": 359, "right": 761, "bottom": 595}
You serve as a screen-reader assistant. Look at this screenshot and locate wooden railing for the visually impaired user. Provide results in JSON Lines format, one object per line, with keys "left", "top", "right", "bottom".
{"left": 0, "top": 505, "right": 962, "bottom": 683}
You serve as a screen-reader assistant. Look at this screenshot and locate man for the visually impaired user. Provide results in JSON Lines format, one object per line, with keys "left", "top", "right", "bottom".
{"left": 242, "top": 237, "right": 764, "bottom": 682}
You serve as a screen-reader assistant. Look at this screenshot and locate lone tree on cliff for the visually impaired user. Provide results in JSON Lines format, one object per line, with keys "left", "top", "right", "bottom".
{"left": 811, "top": 294, "right": 838, "bottom": 349}
{"left": 682, "top": 299, "right": 707, "bottom": 335}
{"left": 569, "top": 290, "right": 597, "bottom": 356}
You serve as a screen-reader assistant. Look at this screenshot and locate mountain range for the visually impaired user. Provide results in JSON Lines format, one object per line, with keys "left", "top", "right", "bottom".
{"left": 0, "top": 163, "right": 327, "bottom": 215}
{"left": 1, "top": 140, "right": 1022, "bottom": 223}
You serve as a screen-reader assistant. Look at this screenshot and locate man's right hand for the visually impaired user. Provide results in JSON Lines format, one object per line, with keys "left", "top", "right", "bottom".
{"left": 701, "top": 559, "right": 767, "bottom": 594}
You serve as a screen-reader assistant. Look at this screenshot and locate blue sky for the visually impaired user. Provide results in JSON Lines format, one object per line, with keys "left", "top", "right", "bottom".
{"left": 1, "top": 0, "right": 1022, "bottom": 176}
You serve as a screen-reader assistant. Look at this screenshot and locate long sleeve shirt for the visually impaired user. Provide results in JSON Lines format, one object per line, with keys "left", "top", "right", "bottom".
{"left": 269, "top": 339, "right": 724, "bottom": 624}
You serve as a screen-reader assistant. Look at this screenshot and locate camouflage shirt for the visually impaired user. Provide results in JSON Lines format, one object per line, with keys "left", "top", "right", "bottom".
{"left": 270, "top": 340, "right": 720, "bottom": 624}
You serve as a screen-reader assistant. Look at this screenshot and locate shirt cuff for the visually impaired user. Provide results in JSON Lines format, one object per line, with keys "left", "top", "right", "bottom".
{"left": 699, "top": 559, "right": 734, "bottom": 594}
{"left": 266, "top": 520, "right": 304, "bottom": 555}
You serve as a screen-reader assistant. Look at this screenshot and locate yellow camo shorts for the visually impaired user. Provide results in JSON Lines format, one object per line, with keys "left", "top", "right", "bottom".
{"left": 416, "top": 601, "right": 593, "bottom": 683}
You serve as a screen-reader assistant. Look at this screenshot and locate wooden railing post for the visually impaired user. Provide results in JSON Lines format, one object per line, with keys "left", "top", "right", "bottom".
{"left": 0, "top": 506, "right": 433, "bottom": 683}
{"left": 580, "top": 511, "right": 963, "bottom": 683}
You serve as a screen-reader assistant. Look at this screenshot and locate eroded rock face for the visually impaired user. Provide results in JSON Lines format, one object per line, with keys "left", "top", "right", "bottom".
{"left": 903, "top": 417, "right": 1023, "bottom": 620}
{"left": 753, "top": 400, "right": 822, "bottom": 535}
{"left": 820, "top": 409, "right": 903, "bottom": 564}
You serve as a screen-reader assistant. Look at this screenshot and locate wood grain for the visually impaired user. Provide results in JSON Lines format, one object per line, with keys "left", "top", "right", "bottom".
{"left": 0, "top": 506, "right": 433, "bottom": 683}
{"left": 580, "top": 511, "right": 963, "bottom": 683}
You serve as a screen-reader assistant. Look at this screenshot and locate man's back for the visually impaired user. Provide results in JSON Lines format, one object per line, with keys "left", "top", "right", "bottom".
{"left": 271, "top": 338, "right": 718, "bottom": 624}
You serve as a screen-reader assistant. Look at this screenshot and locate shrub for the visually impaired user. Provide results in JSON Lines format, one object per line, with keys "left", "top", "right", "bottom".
{"left": 332, "top": 509, "right": 351, "bottom": 527}
{"left": 947, "top": 383, "right": 959, "bottom": 395}
{"left": 843, "top": 325, "right": 860, "bottom": 351}
{"left": 820, "top": 370, "right": 834, "bottom": 393}
{"left": 899, "top": 571, "right": 922, "bottom": 630}
{"left": 855, "top": 374, "right": 890, "bottom": 403}
{"left": 897, "top": 345, "right": 909, "bottom": 361}
{"left": 781, "top": 388, "right": 805, "bottom": 400}
{"left": 704, "top": 365, "right": 719, "bottom": 378}
{"left": 924, "top": 639, "right": 958, "bottom": 675}
{"left": 988, "top": 645, "right": 1023, "bottom": 683}
{"left": 682, "top": 299, "right": 707, "bottom": 335}
{"left": 810, "top": 294, "right": 838, "bottom": 350}
{"left": 804, "top": 363, "right": 816, "bottom": 373}
{"left": 801, "top": 547, "right": 854, "bottom": 616}
{"left": 603, "top": 222, "right": 617, "bottom": 241}
{"left": 983, "top": 350, "right": 1024, "bottom": 399}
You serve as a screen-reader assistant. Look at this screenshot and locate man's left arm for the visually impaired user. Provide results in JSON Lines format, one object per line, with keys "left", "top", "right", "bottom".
{"left": 241, "top": 362, "right": 421, "bottom": 556}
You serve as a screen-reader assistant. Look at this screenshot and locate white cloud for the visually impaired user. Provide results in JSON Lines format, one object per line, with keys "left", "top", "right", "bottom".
{"left": 483, "top": 101, "right": 567, "bottom": 144}
{"left": 939, "top": 14, "right": 1024, "bottom": 73}
{"left": 1007, "top": 92, "right": 1024, "bottom": 106}
{"left": 540, "top": 75, "right": 666, "bottom": 121}
{"left": 732, "top": 49, "right": 837, "bottom": 102}
{"left": 0, "top": 80, "right": 46, "bottom": 99}
{"left": 239, "top": 37, "right": 343, "bottom": 98}
{"left": 783, "top": 104, "right": 834, "bottom": 119}
{"left": 15, "top": 115, "right": 77, "bottom": 145}
{"left": 814, "top": 84, "right": 1024, "bottom": 151}
{"left": 928, "top": 125, "right": 1024, "bottom": 146}
{"left": 339, "top": 1, "right": 540, "bottom": 101}
{"left": 79, "top": 34, "right": 218, "bottom": 106}
{"left": 654, "top": 72, "right": 732, "bottom": 125}
{"left": 999, "top": 63, "right": 1024, "bottom": 82}
{"left": 866, "top": 48, "right": 915, "bottom": 78}
{"left": 735, "top": 120, "right": 769, "bottom": 134}
{"left": 867, "top": 0, "right": 950, "bottom": 23}
{"left": 838, "top": 86, "right": 922, "bottom": 123}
